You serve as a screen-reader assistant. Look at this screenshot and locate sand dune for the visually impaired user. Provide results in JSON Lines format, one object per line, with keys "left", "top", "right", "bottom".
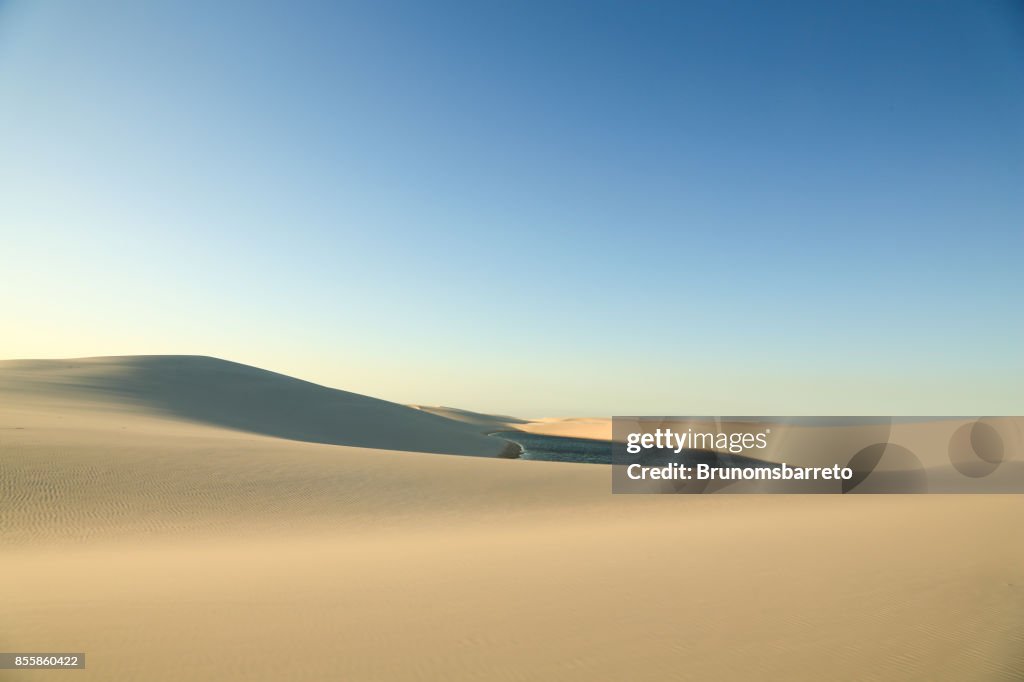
{"left": 0, "top": 356, "right": 514, "bottom": 457}
{"left": 409, "top": 404, "right": 528, "bottom": 431}
{"left": 515, "top": 416, "right": 613, "bottom": 440}
{"left": 408, "top": 407, "right": 612, "bottom": 442}
{"left": 1, "top": 358, "right": 1022, "bottom": 681}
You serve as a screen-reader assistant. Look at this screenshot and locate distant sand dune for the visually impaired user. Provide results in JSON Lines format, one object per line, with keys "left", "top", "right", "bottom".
{"left": 410, "top": 404, "right": 529, "bottom": 431}
{"left": 516, "top": 416, "right": 613, "bottom": 441}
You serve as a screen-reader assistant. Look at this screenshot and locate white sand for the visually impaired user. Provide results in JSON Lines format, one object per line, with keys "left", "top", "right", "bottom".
{"left": 1, "top": 357, "right": 1022, "bottom": 681}
{"left": 513, "top": 417, "right": 613, "bottom": 440}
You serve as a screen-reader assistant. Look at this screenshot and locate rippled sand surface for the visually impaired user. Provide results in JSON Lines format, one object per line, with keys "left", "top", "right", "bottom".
{"left": 2, "top": 358, "right": 1022, "bottom": 681}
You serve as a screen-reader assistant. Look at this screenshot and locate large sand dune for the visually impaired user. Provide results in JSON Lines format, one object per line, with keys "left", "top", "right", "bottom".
{"left": 1, "top": 358, "right": 1022, "bottom": 681}
{"left": 0, "top": 356, "right": 513, "bottom": 456}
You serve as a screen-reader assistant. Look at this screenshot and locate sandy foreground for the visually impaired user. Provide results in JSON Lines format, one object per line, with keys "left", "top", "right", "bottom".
{"left": 1, "top": 357, "right": 1022, "bottom": 681}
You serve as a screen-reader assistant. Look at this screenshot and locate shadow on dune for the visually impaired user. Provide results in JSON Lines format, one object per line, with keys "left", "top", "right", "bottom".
{"left": 6, "top": 356, "right": 510, "bottom": 457}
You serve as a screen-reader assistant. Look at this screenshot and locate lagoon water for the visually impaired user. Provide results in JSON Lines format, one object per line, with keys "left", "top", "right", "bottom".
{"left": 492, "top": 431, "right": 612, "bottom": 464}
{"left": 493, "top": 430, "right": 778, "bottom": 470}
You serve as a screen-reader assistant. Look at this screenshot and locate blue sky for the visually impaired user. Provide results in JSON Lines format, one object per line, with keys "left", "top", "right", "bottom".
{"left": 1, "top": 1, "right": 1021, "bottom": 416}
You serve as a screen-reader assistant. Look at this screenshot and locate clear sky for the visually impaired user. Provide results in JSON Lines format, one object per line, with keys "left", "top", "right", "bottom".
{"left": 1, "top": 1, "right": 1022, "bottom": 416}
